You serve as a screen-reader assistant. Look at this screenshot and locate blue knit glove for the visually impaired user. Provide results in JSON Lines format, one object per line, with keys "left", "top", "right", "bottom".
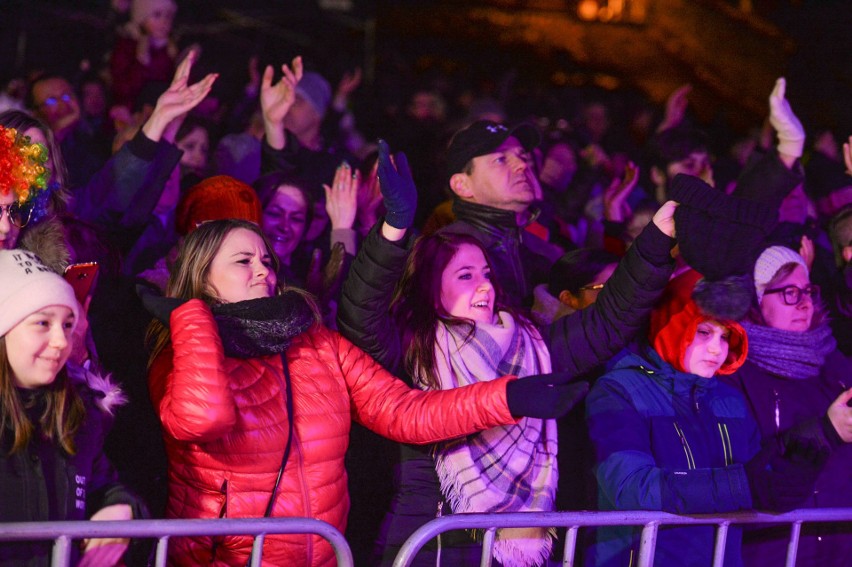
{"left": 505, "top": 373, "right": 590, "bottom": 419}
{"left": 377, "top": 139, "right": 417, "bottom": 229}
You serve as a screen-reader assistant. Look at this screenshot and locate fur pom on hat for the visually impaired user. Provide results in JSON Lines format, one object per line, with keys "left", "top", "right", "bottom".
{"left": 175, "top": 175, "right": 262, "bottom": 236}
{"left": 0, "top": 249, "right": 80, "bottom": 337}
{"left": 670, "top": 173, "right": 777, "bottom": 320}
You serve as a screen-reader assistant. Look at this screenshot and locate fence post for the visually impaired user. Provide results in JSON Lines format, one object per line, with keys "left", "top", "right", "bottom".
{"left": 563, "top": 525, "right": 579, "bottom": 566}
{"left": 785, "top": 521, "right": 802, "bottom": 567}
{"left": 51, "top": 534, "right": 72, "bottom": 567}
{"left": 712, "top": 521, "right": 729, "bottom": 567}
{"left": 480, "top": 527, "right": 496, "bottom": 567}
{"left": 637, "top": 521, "right": 659, "bottom": 567}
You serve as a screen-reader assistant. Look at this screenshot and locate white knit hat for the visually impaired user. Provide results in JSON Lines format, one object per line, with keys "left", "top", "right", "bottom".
{"left": 0, "top": 250, "right": 80, "bottom": 337}
{"left": 131, "top": 0, "right": 177, "bottom": 26}
{"left": 753, "top": 245, "right": 809, "bottom": 303}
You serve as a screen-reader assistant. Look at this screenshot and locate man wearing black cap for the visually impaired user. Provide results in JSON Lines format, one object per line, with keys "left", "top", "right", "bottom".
{"left": 442, "top": 120, "right": 559, "bottom": 306}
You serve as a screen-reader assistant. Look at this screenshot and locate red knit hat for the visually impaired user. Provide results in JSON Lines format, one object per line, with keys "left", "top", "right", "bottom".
{"left": 175, "top": 175, "right": 262, "bottom": 236}
{"left": 648, "top": 270, "right": 748, "bottom": 376}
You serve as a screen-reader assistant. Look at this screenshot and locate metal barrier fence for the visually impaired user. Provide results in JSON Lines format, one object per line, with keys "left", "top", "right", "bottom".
{"left": 0, "top": 517, "right": 354, "bottom": 567}
{"left": 391, "top": 508, "right": 852, "bottom": 567}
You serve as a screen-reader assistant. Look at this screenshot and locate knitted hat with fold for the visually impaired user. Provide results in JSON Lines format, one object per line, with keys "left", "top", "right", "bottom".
{"left": 753, "top": 245, "right": 809, "bottom": 303}
{"left": 670, "top": 173, "right": 777, "bottom": 320}
{"left": 175, "top": 175, "right": 262, "bottom": 236}
{"left": 648, "top": 269, "right": 748, "bottom": 376}
{"left": 0, "top": 249, "right": 80, "bottom": 337}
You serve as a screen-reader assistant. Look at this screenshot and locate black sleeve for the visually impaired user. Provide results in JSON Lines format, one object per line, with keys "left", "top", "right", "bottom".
{"left": 337, "top": 222, "right": 412, "bottom": 375}
{"left": 547, "top": 220, "right": 675, "bottom": 374}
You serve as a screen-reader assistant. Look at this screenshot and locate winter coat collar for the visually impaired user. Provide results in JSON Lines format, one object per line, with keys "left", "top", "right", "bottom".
{"left": 615, "top": 345, "right": 719, "bottom": 399}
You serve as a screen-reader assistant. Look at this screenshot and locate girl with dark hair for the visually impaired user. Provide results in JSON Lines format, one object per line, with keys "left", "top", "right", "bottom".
{"left": 722, "top": 246, "right": 852, "bottom": 567}
{"left": 0, "top": 250, "right": 138, "bottom": 567}
{"left": 141, "top": 218, "right": 574, "bottom": 567}
{"left": 338, "top": 141, "right": 678, "bottom": 566}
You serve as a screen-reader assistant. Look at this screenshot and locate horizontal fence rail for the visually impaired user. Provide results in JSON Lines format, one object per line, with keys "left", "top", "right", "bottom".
{"left": 0, "top": 517, "right": 354, "bottom": 567}
{"left": 391, "top": 508, "right": 852, "bottom": 567}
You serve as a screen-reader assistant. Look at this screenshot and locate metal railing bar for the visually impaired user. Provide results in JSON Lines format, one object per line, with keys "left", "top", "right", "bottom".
{"left": 390, "top": 509, "right": 852, "bottom": 567}
{"left": 712, "top": 521, "right": 729, "bottom": 567}
{"left": 480, "top": 527, "right": 496, "bottom": 567}
{"left": 563, "top": 525, "right": 579, "bottom": 566}
{"left": 51, "top": 534, "right": 71, "bottom": 567}
{"left": 0, "top": 518, "right": 353, "bottom": 567}
{"left": 637, "top": 521, "right": 658, "bottom": 567}
{"left": 785, "top": 521, "right": 802, "bottom": 567}
{"left": 155, "top": 535, "right": 169, "bottom": 567}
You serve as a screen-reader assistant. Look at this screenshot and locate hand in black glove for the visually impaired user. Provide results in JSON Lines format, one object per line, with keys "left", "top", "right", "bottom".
{"left": 505, "top": 372, "right": 590, "bottom": 419}
{"left": 136, "top": 283, "right": 186, "bottom": 328}
{"left": 377, "top": 139, "right": 417, "bottom": 229}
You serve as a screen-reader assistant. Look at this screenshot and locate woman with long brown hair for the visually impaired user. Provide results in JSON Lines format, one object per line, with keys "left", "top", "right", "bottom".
{"left": 142, "top": 218, "right": 575, "bottom": 566}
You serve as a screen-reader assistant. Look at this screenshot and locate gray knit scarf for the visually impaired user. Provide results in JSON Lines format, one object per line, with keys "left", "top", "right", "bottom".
{"left": 741, "top": 321, "right": 836, "bottom": 379}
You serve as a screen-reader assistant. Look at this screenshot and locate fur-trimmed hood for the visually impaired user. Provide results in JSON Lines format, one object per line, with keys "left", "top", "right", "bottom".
{"left": 19, "top": 216, "right": 72, "bottom": 274}
{"left": 66, "top": 362, "right": 127, "bottom": 417}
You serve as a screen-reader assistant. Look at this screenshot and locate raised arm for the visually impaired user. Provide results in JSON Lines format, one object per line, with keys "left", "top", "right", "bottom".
{"left": 547, "top": 201, "right": 677, "bottom": 374}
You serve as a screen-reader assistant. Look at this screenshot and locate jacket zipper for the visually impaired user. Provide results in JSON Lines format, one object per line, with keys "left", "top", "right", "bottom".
{"left": 773, "top": 388, "right": 780, "bottom": 434}
{"left": 673, "top": 422, "right": 696, "bottom": 469}
{"left": 211, "top": 479, "right": 229, "bottom": 560}
{"left": 293, "top": 433, "right": 313, "bottom": 561}
{"left": 717, "top": 423, "right": 733, "bottom": 466}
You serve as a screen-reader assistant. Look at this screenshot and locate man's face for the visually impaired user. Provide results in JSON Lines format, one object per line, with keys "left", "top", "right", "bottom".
{"left": 32, "top": 78, "right": 80, "bottom": 132}
{"left": 461, "top": 137, "right": 540, "bottom": 213}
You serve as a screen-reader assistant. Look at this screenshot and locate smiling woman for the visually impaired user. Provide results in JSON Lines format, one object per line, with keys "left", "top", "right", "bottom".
{"left": 0, "top": 250, "right": 138, "bottom": 566}
{"left": 720, "top": 246, "right": 852, "bottom": 567}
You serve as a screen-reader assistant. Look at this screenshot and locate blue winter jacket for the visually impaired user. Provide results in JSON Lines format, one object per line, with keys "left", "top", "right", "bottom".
{"left": 586, "top": 346, "right": 760, "bottom": 567}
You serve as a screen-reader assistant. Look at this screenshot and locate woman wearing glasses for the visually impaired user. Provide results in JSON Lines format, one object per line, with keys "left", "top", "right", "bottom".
{"left": 721, "top": 245, "right": 852, "bottom": 567}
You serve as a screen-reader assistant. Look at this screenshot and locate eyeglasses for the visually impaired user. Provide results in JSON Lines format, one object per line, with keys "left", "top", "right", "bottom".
{"left": 579, "top": 283, "right": 605, "bottom": 292}
{"left": 39, "top": 93, "right": 73, "bottom": 108}
{"left": 0, "top": 202, "right": 33, "bottom": 228}
{"left": 763, "top": 284, "right": 820, "bottom": 306}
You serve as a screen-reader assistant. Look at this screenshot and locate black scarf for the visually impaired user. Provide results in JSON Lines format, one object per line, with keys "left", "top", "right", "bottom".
{"left": 211, "top": 292, "right": 316, "bottom": 359}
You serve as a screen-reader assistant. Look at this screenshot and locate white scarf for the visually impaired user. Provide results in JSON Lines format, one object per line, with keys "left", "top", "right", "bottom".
{"left": 422, "top": 312, "right": 557, "bottom": 567}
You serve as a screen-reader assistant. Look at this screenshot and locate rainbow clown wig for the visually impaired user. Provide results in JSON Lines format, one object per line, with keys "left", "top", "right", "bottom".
{"left": 0, "top": 125, "right": 51, "bottom": 225}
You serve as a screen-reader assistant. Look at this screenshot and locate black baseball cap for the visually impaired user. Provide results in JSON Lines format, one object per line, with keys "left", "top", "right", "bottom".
{"left": 445, "top": 120, "right": 541, "bottom": 180}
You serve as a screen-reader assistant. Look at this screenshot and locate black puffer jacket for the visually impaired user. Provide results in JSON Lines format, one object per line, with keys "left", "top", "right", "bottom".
{"left": 337, "top": 218, "right": 676, "bottom": 565}
{"left": 0, "top": 366, "right": 139, "bottom": 567}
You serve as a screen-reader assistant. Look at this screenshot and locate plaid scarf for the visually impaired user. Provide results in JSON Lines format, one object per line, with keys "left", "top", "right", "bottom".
{"left": 426, "top": 312, "right": 557, "bottom": 567}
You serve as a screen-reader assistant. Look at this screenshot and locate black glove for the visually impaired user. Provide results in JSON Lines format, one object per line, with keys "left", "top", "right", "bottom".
{"left": 136, "top": 283, "right": 186, "bottom": 328}
{"left": 505, "top": 372, "right": 590, "bottom": 419}
{"left": 377, "top": 139, "right": 417, "bottom": 229}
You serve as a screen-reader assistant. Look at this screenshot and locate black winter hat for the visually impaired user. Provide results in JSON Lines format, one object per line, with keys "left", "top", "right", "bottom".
{"left": 670, "top": 174, "right": 778, "bottom": 320}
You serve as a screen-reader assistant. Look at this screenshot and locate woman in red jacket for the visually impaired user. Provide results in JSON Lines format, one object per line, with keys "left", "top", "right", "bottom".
{"left": 144, "top": 219, "right": 577, "bottom": 566}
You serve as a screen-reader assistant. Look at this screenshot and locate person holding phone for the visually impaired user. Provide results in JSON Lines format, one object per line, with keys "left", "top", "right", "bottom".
{"left": 0, "top": 250, "right": 140, "bottom": 567}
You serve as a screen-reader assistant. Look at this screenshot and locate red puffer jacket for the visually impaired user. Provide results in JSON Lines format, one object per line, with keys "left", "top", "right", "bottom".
{"left": 149, "top": 300, "right": 516, "bottom": 566}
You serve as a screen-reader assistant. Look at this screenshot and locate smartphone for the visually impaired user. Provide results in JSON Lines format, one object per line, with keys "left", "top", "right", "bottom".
{"left": 63, "top": 262, "right": 99, "bottom": 305}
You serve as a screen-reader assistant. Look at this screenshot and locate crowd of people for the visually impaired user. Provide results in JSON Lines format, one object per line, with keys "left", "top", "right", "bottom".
{"left": 1, "top": 1, "right": 852, "bottom": 566}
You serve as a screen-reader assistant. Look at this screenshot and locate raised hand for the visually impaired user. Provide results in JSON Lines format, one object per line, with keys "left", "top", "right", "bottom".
{"left": 261, "top": 56, "right": 303, "bottom": 149}
{"left": 603, "top": 161, "right": 639, "bottom": 222}
{"left": 324, "top": 162, "right": 359, "bottom": 231}
{"left": 842, "top": 135, "right": 852, "bottom": 177}
{"left": 142, "top": 49, "right": 218, "bottom": 142}
{"left": 827, "top": 388, "right": 852, "bottom": 443}
{"left": 769, "top": 77, "right": 805, "bottom": 159}
{"left": 334, "top": 67, "right": 363, "bottom": 110}
{"left": 651, "top": 200, "right": 678, "bottom": 239}
{"left": 377, "top": 139, "right": 417, "bottom": 230}
{"left": 657, "top": 83, "right": 692, "bottom": 132}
